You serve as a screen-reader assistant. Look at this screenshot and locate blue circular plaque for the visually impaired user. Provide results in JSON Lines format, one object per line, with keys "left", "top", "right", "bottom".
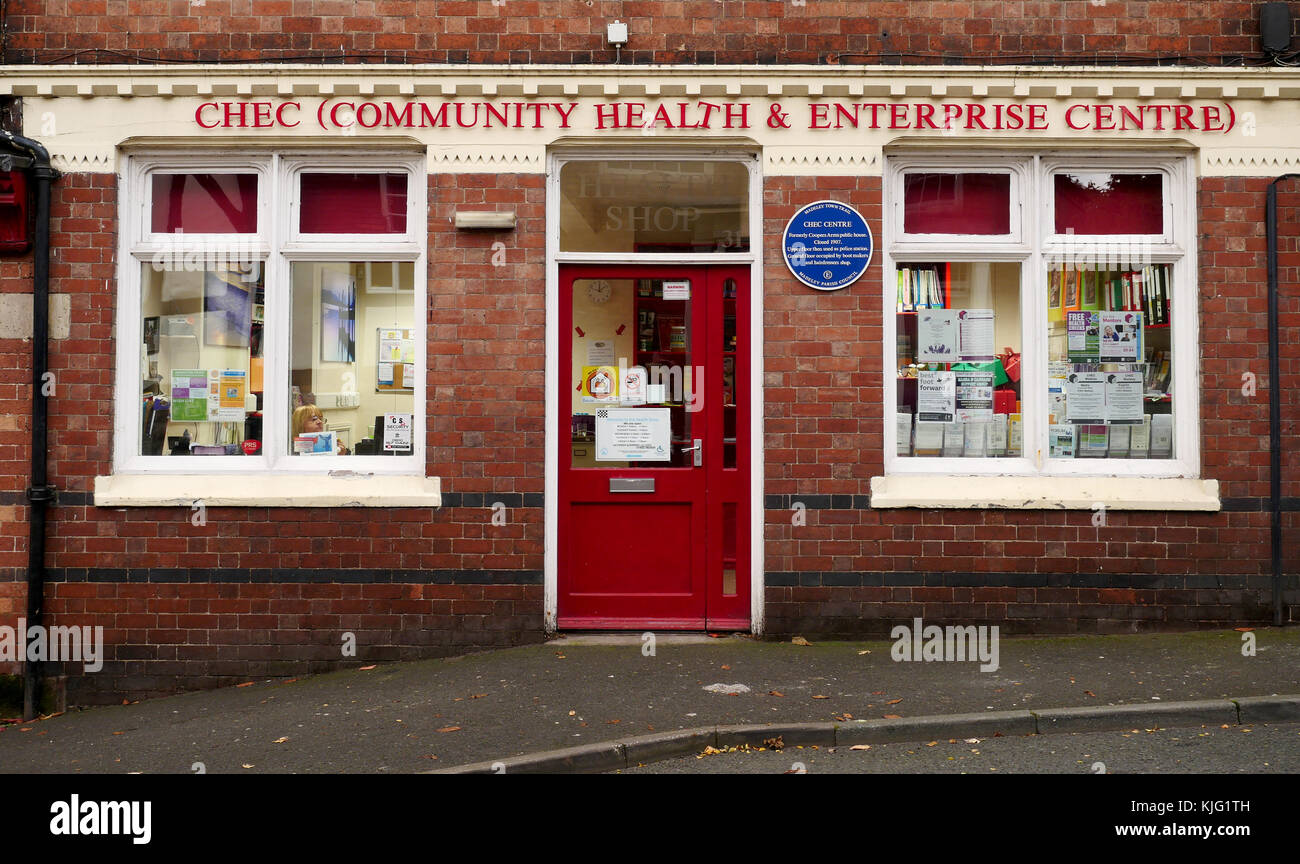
{"left": 782, "top": 200, "right": 874, "bottom": 291}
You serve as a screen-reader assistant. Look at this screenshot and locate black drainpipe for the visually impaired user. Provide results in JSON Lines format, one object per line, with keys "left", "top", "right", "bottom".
{"left": 1, "top": 130, "right": 60, "bottom": 720}
{"left": 1265, "top": 174, "right": 1299, "bottom": 628}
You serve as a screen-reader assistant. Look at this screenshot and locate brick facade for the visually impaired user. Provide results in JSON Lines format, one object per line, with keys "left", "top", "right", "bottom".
{"left": 2, "top": 3, "right": 1299, "bottom": 703}
{"left": 4, "top": 1, "right": 1295, "bottom": 65}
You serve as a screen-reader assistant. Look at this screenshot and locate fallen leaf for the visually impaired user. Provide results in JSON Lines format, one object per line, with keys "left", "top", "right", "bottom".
{"left": 721, "top": 664, "right": 731, "bottom": 670}
{"left": 437, "top": 726, "right": 461, "bottom": 733}
{"left": 236, "top": 682, "right": 254, "bottom": 688}
{"left": 850, "top": 744, "right": 871, "bottom": 751}
{"left": 1084, "top": 690, "right": 1097, "bottom": 698}
{"left": 768, "top": 690, "right": 785, "bottom": 697}
{"left": 1234, "top": 627, "right": 1254, "bottom": 632}
{"left": 420, "top": 754, "right": 438, "bottom": 760}
{"left": 885, "top": 698, "right": 902, "bottom": 705}
{"left": 122, "top": 699, "right": 130, "bottom": 705}
{"left": 273, "top": 737, "right": 289, "bottom": 744}
{"left": 568, "top": 710, "right": 576, "bottom": 716}
{"left": 857, "top": 649, "right": 871, "bottom": 655}
{"left": 883, "top": 714, "right": 902, "bottom": 719}
{"left": 606, "top": 719, "right": 621, "bottom": 725}
{"left": 453, "top": 697, "right": 463, "bottom": 702}
{"left": 471, "top": 694, "right": 487, "bottom": 699}
{"left": 358, "top": 665, "right": 376, "bottom": 671}
{"left": 812, "top": 694, "right": 829, "bottom": 700}
{"left": 926, "top": 741, "right": 938, "bottom": 747}
{"left": 242, "top": 764, "right": 254, "bottom": 769}
{"left": 964, "top": 738, "right": 980, "bottom": 744}
{"left": 871, "top": 690, "right": 886, "bottom": 695}
{"left": 112, "top": 731, "right": 123, "bottom": 735}
{"left": 791, "top": 636, "right": 812, "bottom": 646}
{"left": 764, "top": 736, "right": 785, "bottom": 750}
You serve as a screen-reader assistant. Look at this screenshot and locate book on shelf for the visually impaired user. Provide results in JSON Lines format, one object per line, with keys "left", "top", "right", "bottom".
{"left": 896, "top": 266, "right": 945, "bottom": 312}
{"left": 1050, "top": 265, "right": 1169, "bottom": 324}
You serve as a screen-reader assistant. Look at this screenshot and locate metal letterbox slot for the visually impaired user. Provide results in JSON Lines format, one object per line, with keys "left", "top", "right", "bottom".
{"left": 609, "top": 478, "right": 654, "bottom": 493}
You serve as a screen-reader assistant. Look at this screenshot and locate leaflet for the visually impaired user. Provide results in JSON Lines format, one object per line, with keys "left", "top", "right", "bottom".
{"left": 917, "top": 370, "right": 956, "bottom": 422}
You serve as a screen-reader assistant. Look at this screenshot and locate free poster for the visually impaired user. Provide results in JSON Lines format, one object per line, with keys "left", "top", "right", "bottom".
{"left": 917, "top": 310, "right": 958, "bottom": 363}
{"left": 170, "top": 369, "right": 210, "bottom": 422}
{"left": 1066, "top": 311, "right": 1100, "bottom": 361}
{"left": 957, "top": 309, "right": 995, "bottom": 361}
{"left": 595, "top": 407, "right": 672, "bottom": 461}
{"left": 1099, "top": 311, "right": 1142, "bottom": 362}
{"left": 917, "top": 370, "right": 956, "bottom": 422}
{"left": 1105, "top": 371, "right": 1145, "bottom": 423}
{"left": 1065, "top": 372, "right": 1107, "bottom": 424}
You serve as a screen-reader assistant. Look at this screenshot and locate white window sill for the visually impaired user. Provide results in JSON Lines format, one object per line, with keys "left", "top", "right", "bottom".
{"left": 94, "top": 474, "right": 441, "bottom": 508}
{"left": 869, "top": 475, "right": 1219, "bottom": 510}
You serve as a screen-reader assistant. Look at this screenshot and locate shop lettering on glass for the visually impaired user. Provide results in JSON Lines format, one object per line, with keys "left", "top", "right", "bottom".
{"left": 193, "top": 99, "right": 1238, "bottom": 135}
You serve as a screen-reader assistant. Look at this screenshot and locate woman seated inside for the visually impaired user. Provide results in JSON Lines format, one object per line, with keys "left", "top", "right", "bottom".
{"left": 292, "top": 404, "right": 350, "bottom": 455}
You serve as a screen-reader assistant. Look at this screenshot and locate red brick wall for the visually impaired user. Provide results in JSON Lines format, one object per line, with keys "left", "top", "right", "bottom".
{"left": 760, "top": 173, "right": 1300, "bottom": 638}
{"left": 3, "top": 1, "right": 1290, "bottom": 65}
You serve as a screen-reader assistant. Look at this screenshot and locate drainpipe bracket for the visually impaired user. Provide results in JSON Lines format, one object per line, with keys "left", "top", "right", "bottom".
{"left": 25, "top": 484, "right": 57, "bottom": 504}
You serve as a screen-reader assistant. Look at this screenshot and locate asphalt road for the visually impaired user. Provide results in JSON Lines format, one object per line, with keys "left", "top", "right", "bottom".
{"left": 613, "top": 721, "right": 1300, "bottom": 774}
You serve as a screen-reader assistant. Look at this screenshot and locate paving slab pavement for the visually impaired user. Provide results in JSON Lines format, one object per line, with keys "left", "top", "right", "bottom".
{"left": 0, "top": 628, "right": 1296, "bottom": 774}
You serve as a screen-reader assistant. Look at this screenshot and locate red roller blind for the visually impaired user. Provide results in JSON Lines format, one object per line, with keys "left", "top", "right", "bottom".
{"left": 151, "top": 173, "right": 258, "bottom": 233}
{"left": 903, "top": 173, "right": 1010, "bottom": 235}
{"left": 300, "top": 173, "right": 408, "bottom": 234}
{"left": 1054, "top": 173, "right": 1163, "bottom": 235}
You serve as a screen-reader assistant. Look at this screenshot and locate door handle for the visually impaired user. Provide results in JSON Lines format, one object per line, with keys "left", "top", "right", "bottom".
{"left": 681, "top": 438, "right": 702, "bottom": 467}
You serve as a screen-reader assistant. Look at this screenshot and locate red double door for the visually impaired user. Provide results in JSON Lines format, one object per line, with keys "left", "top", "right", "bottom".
{"left": 558, "top": 264, "right": 750, "bottom": 630}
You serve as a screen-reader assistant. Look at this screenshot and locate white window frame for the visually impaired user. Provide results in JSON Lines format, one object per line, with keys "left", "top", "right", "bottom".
{"left": 882, "top": 150, "right": 1199, "bottom": 481}
{"left": 114, "top": 150, "right": 427, "bottom": 476}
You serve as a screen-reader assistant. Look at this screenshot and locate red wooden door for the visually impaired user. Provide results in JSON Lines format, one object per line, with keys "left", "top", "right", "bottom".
{"left": 558, "top": 264, "right": 749, "bottom": 630}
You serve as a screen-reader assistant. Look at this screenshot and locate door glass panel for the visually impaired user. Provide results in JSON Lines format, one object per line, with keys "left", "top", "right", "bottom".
{"left": 722, "top": 277, "right": 738, "bottom": 469}
{"left": 571, "top": 278, "right": 694, "bottom": 468}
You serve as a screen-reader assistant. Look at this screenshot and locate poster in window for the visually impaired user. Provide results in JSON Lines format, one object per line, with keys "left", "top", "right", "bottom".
{"left": 1099, "top": 311, "right": 1142, "bottom": 362}
{"left": 203, "top": 270, "right": 253, "bottom": 348}
{"left": 320, "top": 270, "right": 356, "bottom": 363}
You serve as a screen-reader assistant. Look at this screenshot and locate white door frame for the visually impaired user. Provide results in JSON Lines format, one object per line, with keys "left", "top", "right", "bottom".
{"left": 543, "top": 146, "right": 765, "bottom": 633}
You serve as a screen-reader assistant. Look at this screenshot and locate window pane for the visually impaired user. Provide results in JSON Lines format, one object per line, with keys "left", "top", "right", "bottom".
{"left": 559, "top": 161, "right": 749, "bottom": 253}
{"left": 140, "top": 262, "right": 264, "bottom": 455}
{"left": 895, "top": 262, "right": 1022, "bottom": 458}
{"left": 151, "top": 173, "right": 258, "bottom": 233}
{"left": 1046, "top": 264, "right": 1173, "bottom": 459}
{"left": 903, "top": 173, "right": 1010, "bottom": 235}
{"left": 300, "top": 173, "right": 408, "bottom": 234}
{"left": 1054, "top": 173, "right": 1163, "bottom": 235}
{"left": 290, "top": 262, "right": 416, "bottom": 456}
{"left": 570, "top": 278, "right": 694, "bottom": 468}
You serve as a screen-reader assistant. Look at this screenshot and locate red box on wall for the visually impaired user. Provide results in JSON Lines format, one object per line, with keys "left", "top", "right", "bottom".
{"left": 0, "top": 170, "right": 30, "bottom": 253}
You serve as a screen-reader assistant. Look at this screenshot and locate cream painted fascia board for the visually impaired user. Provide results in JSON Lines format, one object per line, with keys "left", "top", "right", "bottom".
{"left": 3, "top": 63, "right": 1299, "bottom": 100}
{"left": 869, "top": 475, "right": 1220, "bottom": 511}
{"left": 94, "top": 474, "right": 441, "bottom": 508}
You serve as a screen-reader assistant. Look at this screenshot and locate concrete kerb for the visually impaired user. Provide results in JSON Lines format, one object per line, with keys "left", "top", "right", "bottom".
{"left": 431, "top": 695, "right": 1300, "bottom": 774}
